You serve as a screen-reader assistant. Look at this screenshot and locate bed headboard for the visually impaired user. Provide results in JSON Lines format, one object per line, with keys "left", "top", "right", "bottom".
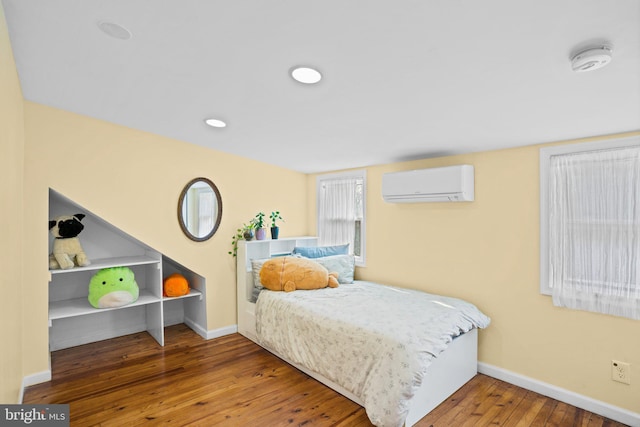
{"left": 236, "top": 237, "right": 318, "bottom": 304}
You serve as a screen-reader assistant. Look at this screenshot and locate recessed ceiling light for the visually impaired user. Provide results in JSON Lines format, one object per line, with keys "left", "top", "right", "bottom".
{"left": 290, "top": 66, "right": 322, "bottom": 84}
{"left": 97, "top": 20, "right": 132, "bottom": 40}
{"left": 204, "top": 118, "right": 227, "bottom": 128}
{"left": 571, "top": 45, "right": 613, "bottom": 72}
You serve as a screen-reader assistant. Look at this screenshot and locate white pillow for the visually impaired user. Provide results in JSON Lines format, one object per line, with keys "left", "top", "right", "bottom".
{"left": 312, "top": 254, "right": 355, "bottom": 284}
{"left": 250, "top": 258, "right": 270, "bottom": 288}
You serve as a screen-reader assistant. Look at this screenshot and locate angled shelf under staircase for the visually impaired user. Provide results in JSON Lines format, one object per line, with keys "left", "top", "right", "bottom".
{"left": 48, "top": 189, "right": 207, "bottom": 351}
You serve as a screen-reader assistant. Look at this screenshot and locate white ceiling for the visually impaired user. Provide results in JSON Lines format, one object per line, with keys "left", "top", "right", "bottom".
{"left": 3, "top": 0, "right": 639, "bottom": 173}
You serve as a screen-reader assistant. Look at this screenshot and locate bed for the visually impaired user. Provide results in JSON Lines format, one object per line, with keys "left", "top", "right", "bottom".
{"left": 236, "top": 238, "right": 490, "bottom": 427}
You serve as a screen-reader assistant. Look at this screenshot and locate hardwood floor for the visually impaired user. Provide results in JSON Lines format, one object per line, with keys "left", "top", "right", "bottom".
{"left": 24, "top": 324, "right": 629, "bottom": 427}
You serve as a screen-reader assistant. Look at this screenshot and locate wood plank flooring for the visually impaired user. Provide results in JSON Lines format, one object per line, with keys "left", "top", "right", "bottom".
{"left": 24, "top": 324, "right": 629, "bottom": 426}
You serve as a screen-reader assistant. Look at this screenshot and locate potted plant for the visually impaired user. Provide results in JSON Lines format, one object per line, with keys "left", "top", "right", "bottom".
{"left": 243, "top": 220, "right": 257, "bottom": 241}
{"left": 269, "top": 211, "right": 284, "bottom": 240}
{"left": 254, "top": 212, "right": 267, "bottom": 240}
{"left": 229, "top": 222, "right": 257, "bottom": 257}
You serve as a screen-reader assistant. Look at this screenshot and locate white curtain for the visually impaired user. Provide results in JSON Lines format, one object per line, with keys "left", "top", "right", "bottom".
{"left": 549, "top": 146, "right": 640, "bottom": 319}
{"left": 318, "top": 178, "right": 357, "bottom": 252}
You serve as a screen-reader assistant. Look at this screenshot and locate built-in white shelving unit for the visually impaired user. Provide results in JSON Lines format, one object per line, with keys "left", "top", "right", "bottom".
{"left": 238, "top": 236, "right": 318, "bottom": 273}
{"left": 48, "top": 189, "right": 207, "bottom": 351}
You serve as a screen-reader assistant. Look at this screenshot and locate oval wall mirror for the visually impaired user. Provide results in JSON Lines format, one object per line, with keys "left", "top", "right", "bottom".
{"left": 178, "top": 177, "right": 223, "bottom": 242}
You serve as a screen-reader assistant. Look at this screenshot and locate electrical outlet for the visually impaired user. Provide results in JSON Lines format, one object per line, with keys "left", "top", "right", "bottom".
{"left": 611, "top": 360, "right": 631, "bottom": 385}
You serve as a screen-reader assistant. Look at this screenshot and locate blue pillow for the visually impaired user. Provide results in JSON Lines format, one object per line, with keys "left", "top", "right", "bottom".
{"left": 293, "top": 244, "right": 349, "bottom": 258}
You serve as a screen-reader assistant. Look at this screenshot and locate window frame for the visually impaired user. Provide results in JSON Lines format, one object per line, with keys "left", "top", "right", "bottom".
{"left": 316, "top": 169, "right": 367, "bottom": 266}
{"left": 539, "top": 135, "right": 640, "bottom": 295}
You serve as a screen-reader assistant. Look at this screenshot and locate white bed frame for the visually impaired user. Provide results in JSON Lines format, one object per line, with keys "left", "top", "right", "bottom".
{"left": 236, "top": 237, "right": 478, "bottom": 427}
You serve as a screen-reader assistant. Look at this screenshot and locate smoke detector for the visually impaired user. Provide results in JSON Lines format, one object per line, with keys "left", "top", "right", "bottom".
{"left": 571, "top": 46, "right": 613, "bottom": 72}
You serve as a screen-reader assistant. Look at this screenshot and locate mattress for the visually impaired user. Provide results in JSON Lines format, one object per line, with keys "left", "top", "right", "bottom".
{"left": 255, "top": 280, "right": 490, "bottom": 427}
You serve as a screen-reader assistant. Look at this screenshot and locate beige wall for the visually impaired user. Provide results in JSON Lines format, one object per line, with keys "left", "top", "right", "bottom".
{"left": 309, "top": 131, "right": 640, "bottom": 414}
{"left": 22, "top": 102, "right": 309, "bottom": 381}
{"left": 0, "top": 5, "right": 24, "bottom": 403}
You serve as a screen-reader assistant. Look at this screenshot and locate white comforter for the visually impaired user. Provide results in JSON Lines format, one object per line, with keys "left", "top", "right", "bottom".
{"left": 255, "top": 281, "right": 490, "bottom": 427}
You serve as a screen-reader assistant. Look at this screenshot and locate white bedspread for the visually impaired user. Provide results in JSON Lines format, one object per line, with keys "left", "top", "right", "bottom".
{"left": 255, "top": 281, "right": 490, "bottom": 427}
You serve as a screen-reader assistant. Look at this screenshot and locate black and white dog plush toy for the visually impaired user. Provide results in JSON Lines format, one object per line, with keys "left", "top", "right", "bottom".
{"left": 49, "top": 214, "right": 91, "bottom": 270}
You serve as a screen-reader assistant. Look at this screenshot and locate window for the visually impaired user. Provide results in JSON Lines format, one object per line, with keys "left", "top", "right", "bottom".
{"left": 316, "top": 170, "right": 366, "bottom": 265}
{"left": 540, "top": 136, "right": 640, "bottom": 320}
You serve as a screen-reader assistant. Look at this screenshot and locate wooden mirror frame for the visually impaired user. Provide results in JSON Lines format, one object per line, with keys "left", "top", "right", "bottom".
{"left": 178, "top": 177, "right": 223, "bottom": 242}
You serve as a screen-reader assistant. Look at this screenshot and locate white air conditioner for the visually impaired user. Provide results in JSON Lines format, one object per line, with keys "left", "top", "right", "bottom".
{"left": 382, "top": 165, "right": 474, "bottom": 203}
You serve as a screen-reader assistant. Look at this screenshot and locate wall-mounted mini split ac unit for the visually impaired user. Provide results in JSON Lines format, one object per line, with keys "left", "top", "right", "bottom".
{"left": 382, "top": 165, "right": 474, "bottom": 203}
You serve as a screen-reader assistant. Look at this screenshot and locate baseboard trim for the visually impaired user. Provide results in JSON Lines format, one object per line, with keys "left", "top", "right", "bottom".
{"left": 20, "top": 370, "right": 52, "bottom": 403}
{"left": 204, "top": 324, "right": 237, "bottom": 340}
{"left": 478, "top": 362, "right": 640, "bottom": 427}
{"left": 183, "top": 316, "right": 207, "bottom": 339}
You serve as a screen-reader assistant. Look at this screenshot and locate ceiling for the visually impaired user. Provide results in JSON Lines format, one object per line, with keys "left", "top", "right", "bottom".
{"left": 3, "top": 1, "right": 639, "bottom": 174}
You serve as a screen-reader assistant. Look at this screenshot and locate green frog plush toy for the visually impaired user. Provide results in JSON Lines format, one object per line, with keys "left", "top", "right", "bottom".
{"left": 88, "top": 267, "right": 139, "bottom": 308}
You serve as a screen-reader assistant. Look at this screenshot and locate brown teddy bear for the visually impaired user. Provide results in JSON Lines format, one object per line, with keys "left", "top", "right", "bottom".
{"left": 49, "top": 214, "right": 91, "bottom": 270}
{"left": 259, "top": 256, "right": 339, "bottom": 292}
